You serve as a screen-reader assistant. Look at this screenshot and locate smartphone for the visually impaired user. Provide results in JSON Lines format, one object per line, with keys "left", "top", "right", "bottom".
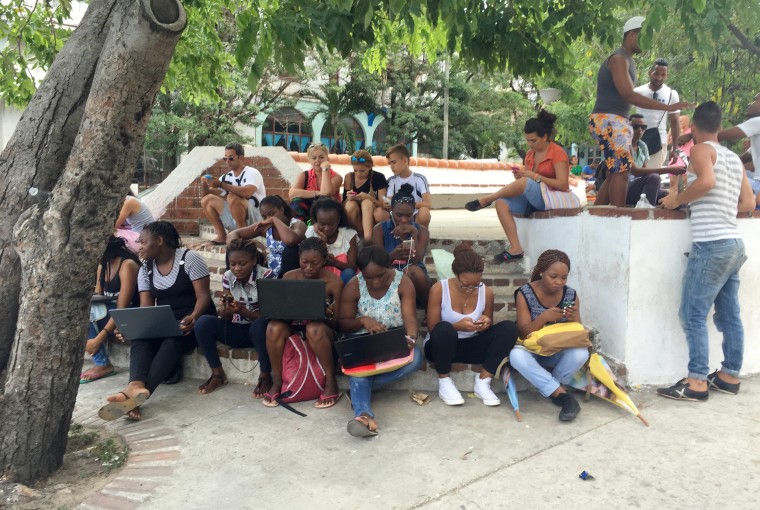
{"left": 561, "top": 300, "right": 575, "bottom": 309}
{"left": 402, "top": 239, "right": 414, "bottom": 250}
{"left": 203, "top": 174, "right": 213, "bottom": 179}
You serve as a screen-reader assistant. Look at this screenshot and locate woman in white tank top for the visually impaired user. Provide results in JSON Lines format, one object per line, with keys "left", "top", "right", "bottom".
{"left": 425, "top": 245, "right": 518, "bottom": 407}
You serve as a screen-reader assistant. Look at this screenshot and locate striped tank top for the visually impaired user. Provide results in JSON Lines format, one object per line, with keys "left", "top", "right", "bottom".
{"left": 690, "top": 141, "right": 743, "bottom": 242}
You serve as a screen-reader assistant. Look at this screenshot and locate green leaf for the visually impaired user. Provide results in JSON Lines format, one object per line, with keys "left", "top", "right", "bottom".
{"left": 364, "top": 3, "right": 374, "bottom": 29}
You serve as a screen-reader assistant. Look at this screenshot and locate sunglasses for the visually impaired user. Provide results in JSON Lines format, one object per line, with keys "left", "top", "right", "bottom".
{"left": 222, "top": 156, "right": 236, "bottom": 161}
{"left": 308, "top": 142, "right": 326, "bottom": 149}
{"left": 457, "top": 278, "right": 483, "bottom": 290}
{"left": 633, "top": 124, "right": 648, "bottom": 131}
{"left": 351, "top": 156, "right": 368, "bottom": 163}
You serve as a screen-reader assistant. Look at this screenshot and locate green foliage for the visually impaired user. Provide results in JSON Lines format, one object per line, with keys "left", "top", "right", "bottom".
{"left": 91, "top": 437, "right": 129, "bottom": 473}
{"left": 0, "top": 0, "right": 73, "bottom": 107}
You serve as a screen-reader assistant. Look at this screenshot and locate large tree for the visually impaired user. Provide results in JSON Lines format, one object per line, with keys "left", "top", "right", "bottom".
{"left": 0, "top": 0, "right": 628, "bottom": 483}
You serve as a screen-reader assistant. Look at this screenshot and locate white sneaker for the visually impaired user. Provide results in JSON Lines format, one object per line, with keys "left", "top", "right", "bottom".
{"left": 474, "top": 375, "right": 501, "bottom": 406}
{"left": 438, "top": 377, "right": 464, "bottom": 405}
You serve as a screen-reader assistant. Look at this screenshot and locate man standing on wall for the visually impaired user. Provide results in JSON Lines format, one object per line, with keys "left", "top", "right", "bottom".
{"left": 588, "top": 16, "right": 691, "bottom": 206}
{"left": 201, "top": 143, "right": 266, "bottom": 244}
{"left": 658, "top": 102, "right": 755, "bottom": 402}
{"left": 634, "top": 58, "right": 682, "bottom": 168}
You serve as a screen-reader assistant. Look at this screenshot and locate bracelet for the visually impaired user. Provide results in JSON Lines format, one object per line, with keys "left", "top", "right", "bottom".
{"left": 534, "top": 174, "right": 542, "bottom": 183}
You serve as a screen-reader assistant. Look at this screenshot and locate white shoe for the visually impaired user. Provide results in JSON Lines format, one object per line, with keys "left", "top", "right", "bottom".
{"left": 474, "top": 375, "right": 501, "bottom": 406}
{"left": 438, "top": 377, "right": 464, "bottom": 405}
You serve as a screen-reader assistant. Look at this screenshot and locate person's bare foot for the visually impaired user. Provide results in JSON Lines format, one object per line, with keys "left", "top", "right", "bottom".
{"left": 262, "top": 376, "right": 283, "bottom": 406}
{"left": 252, "top": 373, "right": 273, "bottom": 399}
{"left": 80, "top": 364, "right": 114, "bottom": 382}
{"left": 126, "top": 406, "right": 142, "bottom": 421}
{"left": 106, "top": 385, "right": 150, "bottom": 403}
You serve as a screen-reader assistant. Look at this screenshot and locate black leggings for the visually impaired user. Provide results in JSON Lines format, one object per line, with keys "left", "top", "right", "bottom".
{"left": 425, "top": 320, "right": 518, "bottom": 375}
{"left": 129, "top": 333, "right": 195, "bottom": 394}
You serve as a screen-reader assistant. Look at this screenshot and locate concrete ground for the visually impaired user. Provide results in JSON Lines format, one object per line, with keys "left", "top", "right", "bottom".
{"left": 74, "top": 369, "right": 760, "bottom": 509}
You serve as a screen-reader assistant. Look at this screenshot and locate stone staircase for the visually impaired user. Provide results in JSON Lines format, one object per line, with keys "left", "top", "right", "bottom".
{"left": 108, "top": 222, "right": 534, "bottom": 393}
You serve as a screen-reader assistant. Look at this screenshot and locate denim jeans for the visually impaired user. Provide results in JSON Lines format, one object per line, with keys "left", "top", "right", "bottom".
{"left": 508, "top": 346, "right": 589, "bottom": 397}
{"left": 88, "top": 302, "right": 116, "bottom": 367}
{"left": 194, "top": 315, "right": 271, "bottom": 372}
{"left": 679, "top": 238, "right": 747, "bottom": 380}
{"left": 349, "top": 347, "right": 423, "bottom": 418}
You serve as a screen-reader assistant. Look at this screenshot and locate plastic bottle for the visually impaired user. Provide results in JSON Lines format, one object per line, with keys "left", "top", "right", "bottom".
{"left": 634, "top": 194, "right": 652, "bottom": 209}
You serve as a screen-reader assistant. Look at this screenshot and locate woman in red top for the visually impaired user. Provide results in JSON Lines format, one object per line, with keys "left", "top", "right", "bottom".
{"left": 464, "top": 111, "right": 570, "bottom": 262}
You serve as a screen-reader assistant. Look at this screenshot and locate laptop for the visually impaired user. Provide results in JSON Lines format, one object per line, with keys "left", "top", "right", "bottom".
{"left": 335, "top": 327, "right": 409, "bottom": 369}
{"left": 109, "top": 306, "right": 184, "bottom": 340}
{"left": 257, "top": 279, "right": 327, "bottom": 320}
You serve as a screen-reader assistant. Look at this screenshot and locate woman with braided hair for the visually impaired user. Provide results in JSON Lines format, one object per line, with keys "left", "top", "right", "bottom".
{"left": 509, "top": 249, "right": 588, "bottom": 422}
{"left": 195, "top": 239, "right": 274, "bottom": 397}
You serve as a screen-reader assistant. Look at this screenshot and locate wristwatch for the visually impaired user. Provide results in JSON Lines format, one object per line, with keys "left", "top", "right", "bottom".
{"left": 534, "top": 173, "right": 542, "bottom": 183}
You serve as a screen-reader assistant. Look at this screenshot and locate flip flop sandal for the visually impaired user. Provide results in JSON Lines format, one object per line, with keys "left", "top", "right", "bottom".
{"left": 347, "top": 417, "right": 378, "bottom": 437}
{"left": 79, "top": 370, "right": 117, "bottom": 384}
{"left": 252, "top": 375, "right": 273, "bottom": 399}
{"left": 262, "top": 392, "right": 281, "bottom": 408}
{"left": 409, "top": 390, "right": 431, "bottom": 406}
{"left": 494, "top": 251, "right": 524, "bottom": 262}
{"left": 98, "top": 391, "right": 148, "bottom": 421}
{"left": 314, "top": 392, "right": 343, "bottom": 409}
{"left": 198, "top": 374, "right": 228, "bottom": 394}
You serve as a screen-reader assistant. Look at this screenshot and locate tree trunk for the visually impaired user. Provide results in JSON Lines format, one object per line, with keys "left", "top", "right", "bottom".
{"left": 0, "top": 0, "right": 120, "bottom": 378}
{"left": 0, "top": 0, "right": 186, "bottom": 484}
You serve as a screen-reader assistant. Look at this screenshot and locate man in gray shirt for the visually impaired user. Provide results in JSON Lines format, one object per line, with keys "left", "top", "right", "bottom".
{"left": 588, "top": 16, "right": 691, "bottom": 207}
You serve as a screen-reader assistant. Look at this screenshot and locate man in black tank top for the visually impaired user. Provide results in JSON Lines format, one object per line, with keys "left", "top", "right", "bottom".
{"left": 589, "top": 16, "right": 692, "bottom": 207}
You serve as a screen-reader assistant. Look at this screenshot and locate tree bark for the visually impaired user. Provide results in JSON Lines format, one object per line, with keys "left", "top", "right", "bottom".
{"left": 0, "top": 0, "right": 186, "bottom": 484}
{"left": 0, "top": 0, "right": 120, "bottom": 379}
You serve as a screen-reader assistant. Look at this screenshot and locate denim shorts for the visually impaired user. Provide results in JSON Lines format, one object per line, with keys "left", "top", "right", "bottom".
{"left": 501, "top": 178, "right": 546, "bottom": 215}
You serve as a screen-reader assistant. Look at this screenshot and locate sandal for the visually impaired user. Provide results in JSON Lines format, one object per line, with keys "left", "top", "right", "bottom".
{"left": 262, "top": 392, "right": 281, "bottom": 408}
{"left": 252, "top": 374, "right": 273, "bottom": 399}
{"left": 347, "top": 415, "right": 378, "bottom": 437}
{"left": 494, "top": 251, "right": 524, "bottom": 262}
{"left": 314, "top": 392, "right": 343, "bottom": 409}
{"left": 198, "top": 373, "right": 228, "bottom": 395}
{"left": 98, "top": 391, "right": 148, "bottom": 421}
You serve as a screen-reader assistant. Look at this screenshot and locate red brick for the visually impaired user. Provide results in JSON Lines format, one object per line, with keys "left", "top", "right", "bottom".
{"left": 106, "top": 478, "right": 157, "bottom": 493}
{"left": 493, "top": 303, "right": 505, "bottom": 311}
{"left": 216, "top": 345, "right": 230, "bottom": 359}
{"left": 230, "top": 348, "right": 253, "bottom": 360}
{"left": 129, "top": 438, "right": 180, "bottom": 452}
{"left": 493, "top": 278, "right": 510, "bottom": 286}
{"left": 121, "top": 466, "right": 174, "bottom": 477}
{"left": 469, "top": 364, "right": 483, "bottom": 373}
{"left": 588, "top": 207, "right": 649, "bottom": 220}
{"left": 531, "top": 211, "right": 552, "bottom": 219}
{"left": 508, "top": 302, "right": 516, "bottom": 311}
{"left": 652, "top": 209, "right": 688, "bottom": 220}
{"left": 547, "top": 208, "right": 584, "bottom": 217}
{"left": 84, "top": 493, "right": 139, "bottom": 510}
{"left": 512, "top": 278, "right": 528, "bottom": 286}
{"left": 123, "top": 428, "right": 174, "bottom": 443}
{"left": 171, "top": 208, "right": 204, "bottom": 220}
{"left": 481, "top": 278, "right": 494, "bottom": 286}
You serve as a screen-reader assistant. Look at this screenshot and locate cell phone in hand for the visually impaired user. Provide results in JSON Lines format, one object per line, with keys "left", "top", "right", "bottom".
{"left": 561, "top": 300, "right": 575, "bottom": 309}
{"left": 401, "top": 239, "right": 414, "bottom": 250}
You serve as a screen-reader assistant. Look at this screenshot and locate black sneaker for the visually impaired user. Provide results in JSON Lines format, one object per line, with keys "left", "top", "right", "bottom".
{"left": 551, "top": 392, "right": 580, "bottom": 421}
{"left": 707, "top": 370, "right": 740, "bottom": 395}
{"left": 464, "top": 200, "right": 483, "bottom": 212}
{"left": 656, "top": 379, "right": 708, "bottom": 402}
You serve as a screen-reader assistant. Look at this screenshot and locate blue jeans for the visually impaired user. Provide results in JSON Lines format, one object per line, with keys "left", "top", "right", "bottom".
{"left": 680, "top": 238, "right": 747, "bottom": 380}
{"left": 88, "top": 302, "right": 116, "bottom": 366}
{"left": 348, "top": 347, "right": 423, "bottom": 418}
{"left": 195, "top": 315, "right": 271, "bottom": 372}
{"left": 508, "top": 346, "right": 589, "bottom": 397}
{"left": 502, "top": 178, "right": 545, "bottom": 215}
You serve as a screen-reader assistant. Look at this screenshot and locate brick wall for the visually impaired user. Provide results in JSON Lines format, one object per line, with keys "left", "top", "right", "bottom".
{"left": 159, "top": 156, "right": 292, "bottom": 236}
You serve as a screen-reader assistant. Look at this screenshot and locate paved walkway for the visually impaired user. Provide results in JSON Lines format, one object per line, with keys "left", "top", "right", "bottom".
{"left": 74, "top": 369, "right": 760, "bottom": 509}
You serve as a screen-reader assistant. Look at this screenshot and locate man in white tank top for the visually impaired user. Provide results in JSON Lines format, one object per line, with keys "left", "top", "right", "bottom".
{"left": 658, "top": 102, "right": 755, "bottom": 402}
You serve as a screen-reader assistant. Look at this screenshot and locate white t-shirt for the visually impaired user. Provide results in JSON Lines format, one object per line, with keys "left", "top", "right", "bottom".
{"left": 220, "top": 166, "right": 266, "bottom": 206}
{"left": 633, "top": 84, "right": 680, "bottom": 145}
{"left": 305, "top": 226, "right": 357, "bottom": 257}
{"left": 737, "top": 116, "right": 760, "bottom": 180}
{"left": 386, "top": 172, "right": 430, "bottom": 203}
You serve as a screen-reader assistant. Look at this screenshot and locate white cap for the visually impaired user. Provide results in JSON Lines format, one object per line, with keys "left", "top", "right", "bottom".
{"left": 623, "top": 16, "right": 645, "bottom": 34}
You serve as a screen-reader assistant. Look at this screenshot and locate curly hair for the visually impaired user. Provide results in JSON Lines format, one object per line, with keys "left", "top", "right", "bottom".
{"left": 451, "top": 244, "right": 484, "bottom": 275}
{"left": 298, "top": 237, "right": 328, "bottom": 260}
{"left": 142, "top": 220, "right": 181, "bottom": 250}
{"left": 530, "top": 249, "right": 571, "bottom": 282}
{"left": 227, "top": 238, "right": 266, "bottom": 267}
{"left": 310, "top": 198, "right": 348, "bottom": 227}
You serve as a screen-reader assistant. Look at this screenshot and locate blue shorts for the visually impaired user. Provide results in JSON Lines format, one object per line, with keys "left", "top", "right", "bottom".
{"left": 501, "top": 178, "right": 546, "bottom": 215}
{"left": 750, "top": 178, "right": 760, "bottom": 195}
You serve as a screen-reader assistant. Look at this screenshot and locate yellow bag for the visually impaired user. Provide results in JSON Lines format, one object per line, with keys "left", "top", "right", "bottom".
{"left": 517, "top": 322, "right": 591, "bottom": 356}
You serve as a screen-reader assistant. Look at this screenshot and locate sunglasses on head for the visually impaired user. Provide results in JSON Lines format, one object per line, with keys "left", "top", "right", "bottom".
{"left": 308, "top": 142, "right": 326, "bottom": 149}
{"left": 351, "top": 156, "right": 368, "bottom": 163}
{"left": 633, "top": 124, "right": 648, "bottom": 131}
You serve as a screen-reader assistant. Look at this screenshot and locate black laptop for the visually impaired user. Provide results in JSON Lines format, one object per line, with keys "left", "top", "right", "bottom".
{"left": 257, "top": 279, "right": 327, "bottom": 320}
{"left": 335, "top": 327, "right": 410, "bottom": 369}
{"left": 109, "top": 305, "right": 184, "bottom": 340}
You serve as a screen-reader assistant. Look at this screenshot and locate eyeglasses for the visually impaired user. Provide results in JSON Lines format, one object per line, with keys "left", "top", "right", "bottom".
{"left": 457, "top": 278, "right": 483, "bottom": 290}
{"left": 632, "top": 124, "right": 648, "bottom": 131}
{"left": 351, "top": 156, "right": 368, "bottom": 163}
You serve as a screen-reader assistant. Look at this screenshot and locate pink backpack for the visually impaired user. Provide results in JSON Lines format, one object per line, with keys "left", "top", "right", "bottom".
{"left": 280, "top": 333, "right": 325, "bottom": 403}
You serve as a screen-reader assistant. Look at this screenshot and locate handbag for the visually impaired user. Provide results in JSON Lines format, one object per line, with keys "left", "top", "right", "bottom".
{"left": 517, "top": 322, "right": 591, "bottom": 356}
{"left": 640, "top": 90, "right": 672, "bottom": 155}
{"left": 341, "top": 349, "right": 414, "bottom": 377}
{"left": 539, "top": 182, "right": 581, "bottom": 210}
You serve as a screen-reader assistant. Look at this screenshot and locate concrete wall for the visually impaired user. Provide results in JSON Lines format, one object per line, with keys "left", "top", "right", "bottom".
{"left": 517, "top": 208, "right": 760, "bottom": 385}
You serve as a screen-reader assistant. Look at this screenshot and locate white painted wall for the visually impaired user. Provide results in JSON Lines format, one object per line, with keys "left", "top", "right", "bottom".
{"left": 0, "top": 102, "right": 23, "bottom": 151}
{"left": 518, "top": 212, "right": 760, "bottom": 385}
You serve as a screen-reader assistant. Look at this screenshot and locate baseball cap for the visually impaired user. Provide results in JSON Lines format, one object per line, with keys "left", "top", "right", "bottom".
{"left": 623, "top": 16, "right": 645, "bottom": 34}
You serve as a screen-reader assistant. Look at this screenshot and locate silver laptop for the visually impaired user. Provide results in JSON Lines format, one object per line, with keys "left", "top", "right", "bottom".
{"left": 109, "top": 306, "right": 184, "bottom": 340}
